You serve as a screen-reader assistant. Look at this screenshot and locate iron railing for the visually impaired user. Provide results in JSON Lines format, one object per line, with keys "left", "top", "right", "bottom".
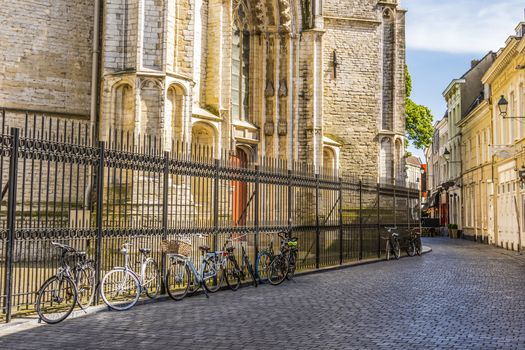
{"left": 0, "top": 110, "right": 419, "bottom": 322}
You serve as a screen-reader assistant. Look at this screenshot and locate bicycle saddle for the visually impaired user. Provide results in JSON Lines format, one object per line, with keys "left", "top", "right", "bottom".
{"left": 392, "top": 233, "right": 399, "bottom": 237}
{"left": 198, "top": 245, "right": 211, "bottom": 252}
{"left": 139, "top": 248, "right": 151, "bottom": 255}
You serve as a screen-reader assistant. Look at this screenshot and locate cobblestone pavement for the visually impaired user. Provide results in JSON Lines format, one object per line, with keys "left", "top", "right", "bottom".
{"left": 1, "top": 238, "right": 524, "bottom": 350}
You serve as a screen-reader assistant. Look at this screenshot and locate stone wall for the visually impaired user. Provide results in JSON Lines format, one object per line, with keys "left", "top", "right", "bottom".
{"left": 0, "top": 0, "right": 94, "bottom": 116}
{"left": 322, "top": 18, "right": 381, "bottom": 178}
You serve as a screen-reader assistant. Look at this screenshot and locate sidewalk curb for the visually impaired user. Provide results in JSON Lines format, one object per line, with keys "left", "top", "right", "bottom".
{"left": 0, "top": 246, "right": 432, "bottom": 336}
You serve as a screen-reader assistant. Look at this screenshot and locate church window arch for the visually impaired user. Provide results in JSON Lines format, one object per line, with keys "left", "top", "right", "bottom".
{"left": 231, "top": 0, "right": 251, "bottom": 122}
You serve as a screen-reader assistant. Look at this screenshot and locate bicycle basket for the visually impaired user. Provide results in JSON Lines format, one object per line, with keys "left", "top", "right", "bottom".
{"left": 161, "top": 240, "right": 192, "bottom": 256}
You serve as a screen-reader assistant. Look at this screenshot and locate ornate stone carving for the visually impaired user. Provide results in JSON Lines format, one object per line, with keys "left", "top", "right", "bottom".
{"left": 278, "top": 79, "right": 287, "bottom": 97}
{"left": 278, "top": 0, "right": 292, "bottom": 33}
{"left": 254, "top": 0, "right": 267, "bottom": 30}
{"left": 265, "top": 80, "right": 274, "bottom": 97}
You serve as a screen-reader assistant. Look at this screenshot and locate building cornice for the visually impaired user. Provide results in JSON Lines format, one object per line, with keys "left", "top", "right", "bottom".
{"left": 482, "top": 37, "right": 520, "bottom": 84}
{"left": 442, "top": 79, "right": 465, "bottom": 99}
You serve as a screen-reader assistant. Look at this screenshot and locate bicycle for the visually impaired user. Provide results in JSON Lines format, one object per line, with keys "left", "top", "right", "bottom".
{"left": 406, "top": 228, "right": 422, "bottom": 257}
{"left": 35, "top": 242, "right": 96, "bottom": 324}
{"left": 223, "top": 233, "right": 258, "bottom": 290}
{"left": 100, "top": 242, "right": 160, "bottom": 311}
{"left": 256, "top": 231, "right": 298, "bottom": 284}
{"left": 164, "top": 237, "right": 227, "bottom": 301}
{"left": 384, "top": 227, "right": 401, "bottom": 260}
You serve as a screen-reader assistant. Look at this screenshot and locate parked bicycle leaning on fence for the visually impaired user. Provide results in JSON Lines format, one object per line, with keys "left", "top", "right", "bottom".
{"left": 163, "top": 235, "right": 228, "bottom": 301}
{"left": 100, "top": 241, "right": 160, "bottom": 311}
{"left": 35, "top": 242, "right": 96, "bottom": 324}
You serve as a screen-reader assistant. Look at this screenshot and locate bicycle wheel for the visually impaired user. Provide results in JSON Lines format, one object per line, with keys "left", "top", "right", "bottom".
{"left": 100, "top": 269, "right": 140, "bottom": 311}
{"left": 244, "top": 256, "right": 258, "bottom": 287}
{"left": 385, "top": 240, "right": 391, "bottom": 261}
{"left": 393, "top": 239, "right": 401, "bottom": 260}
{"left": 286, "top": 251, "right": 297, "bottom": 280}
{"left": 255, "top": 251, "right": 272, "bottom": 283}
{"left": 76, "top": 263, "right": 96, "bottom": 309}
{"left": 165, "top": 259, "right": 190, "bottom": 301}
{"left": 36, "top": 275, "right": 76, "bottom": 324}
{"left": 202, "top": 256, "right": 225, "bottom": 293}
{"left": 224, "top": 257, "right": 241, "bottom": 291}
{"left": 416, "top": 237, "right": 422, "bottom": 256}
{"left": 143, "top": 259, "right": 161, "bottom": 299}
{"left": 268, "top": 254, "right": 288, "bottom": 286}
{"left": 406, "top": 241, "right": 416, "bottom": 257}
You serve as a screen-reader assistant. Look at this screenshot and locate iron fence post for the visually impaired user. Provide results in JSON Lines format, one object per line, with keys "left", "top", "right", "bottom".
{"left": 377, "top": 183, "right": 381, "bottom": 258}
{"left": 288, "top": 169, "right": 292, "bottom": 236}
{"left": 407, "top": 186, "right": 411, "bottom": 231}
{"left": 254, "top": 165, "right": 260, "bottom": 267}
{"left": 161, "top": 151, "right": 169, "bottom": 294}
{"left": 338, "top": 177, "right": 343, "bottom": 265}
{"left": 359, "top": 180, "right": 363, "bottom": 260}
{"left": 213, "top": 159, "right": 219, "bottom": 251}
{"left": 4, "top": 128, "right": 19, "bottom": 323}
{"left": 94, "top": 141, "right": 105, "bottom": 304}
{"left": 315, "top": 173, "right": 320, "bottom": 269}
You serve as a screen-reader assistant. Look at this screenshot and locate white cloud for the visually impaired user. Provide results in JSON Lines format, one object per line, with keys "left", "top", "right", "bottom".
{"left": 402, "top": 0, "right": 525, "bottom": 53}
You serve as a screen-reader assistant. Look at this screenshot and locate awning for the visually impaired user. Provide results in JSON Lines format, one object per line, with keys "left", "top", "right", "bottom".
{"left": 428, "top": 192, "right": 440, "bottom": 208}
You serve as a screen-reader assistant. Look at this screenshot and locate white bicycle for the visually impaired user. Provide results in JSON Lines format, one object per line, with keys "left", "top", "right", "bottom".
{"left": 100, "top": 242, "right": 161, "bottom": 311}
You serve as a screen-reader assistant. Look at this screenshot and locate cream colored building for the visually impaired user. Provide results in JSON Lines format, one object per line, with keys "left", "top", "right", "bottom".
{"left": 457, "top": 92, "right": 493, "bottom": 243}
{"left": 481, "top": 22, "right": 525, "bottom": 251}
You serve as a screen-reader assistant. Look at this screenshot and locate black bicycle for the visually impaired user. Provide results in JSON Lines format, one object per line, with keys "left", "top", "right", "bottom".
{"left": 224, "top": 233, "right": 258, "bottom": 290}
{"left": 35, "top": 242, "right": 96, "bottom": 324}
{"left": 384, "top": 227, "right": 401, "bottom": 260}
{"left": 268, "top": 231, "right": 298, "bottom": 285}
{"left": 406, "top": 229, "right": 422, "bottom": 257}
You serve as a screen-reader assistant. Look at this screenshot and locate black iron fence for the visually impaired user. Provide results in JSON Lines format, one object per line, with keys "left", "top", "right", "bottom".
{"left": 0, "top": 111, "right": 419, "bottom": 322}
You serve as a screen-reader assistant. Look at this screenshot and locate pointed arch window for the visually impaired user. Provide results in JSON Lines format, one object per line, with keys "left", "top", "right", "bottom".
{"left": 231, "top": 1, "right": 250, "bottom": 121}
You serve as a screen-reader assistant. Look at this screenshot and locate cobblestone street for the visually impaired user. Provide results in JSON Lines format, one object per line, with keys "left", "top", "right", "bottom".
{"left": 1, "top": 238, "right": 524, "bottom": 350}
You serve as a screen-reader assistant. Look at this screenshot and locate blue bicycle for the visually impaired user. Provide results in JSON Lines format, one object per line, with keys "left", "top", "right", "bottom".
{"left": 164, "top": 239, "right": 227, "bottom": 301}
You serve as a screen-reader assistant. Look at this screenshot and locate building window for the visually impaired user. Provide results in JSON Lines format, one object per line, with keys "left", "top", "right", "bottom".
{"left": 231, "top": 1, "right": 250, "bottom": 122}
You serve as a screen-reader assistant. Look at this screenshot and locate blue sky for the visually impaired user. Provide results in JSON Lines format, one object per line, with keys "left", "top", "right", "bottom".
{"left": 401, "top": 0, "right": 525, "bottom": 159}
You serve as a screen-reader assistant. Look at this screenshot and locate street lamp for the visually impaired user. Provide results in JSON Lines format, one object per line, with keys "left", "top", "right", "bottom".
{"left": 498, "top": 95, "right": 525, "bottom": 119}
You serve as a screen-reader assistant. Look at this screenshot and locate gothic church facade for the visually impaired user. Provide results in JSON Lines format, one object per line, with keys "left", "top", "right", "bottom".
{"left": 0, "top": 0, "right": 407, "bottom": 182}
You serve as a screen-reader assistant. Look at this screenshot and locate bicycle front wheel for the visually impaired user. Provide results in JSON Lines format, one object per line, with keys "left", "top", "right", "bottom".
{"left": 244, "top": 256, "right": 258, "bottom": 287}
{"left": 416, "top": 237, "right": 422, "bottom": 256}
{"left": 406, "top": 241, "right": 416, "bottom": 257}
{"left": 36, "top": 275, "right": 76, "bottom": 324}
{"left": 76, "top": 263, "right": 96, "bottom": 309}
{"left": 255, "top": 251, "right": 271, "bottom": 283}
{"left": 393, "top": 240, "right": 401, "bottom": 260}
{"left": 165, "top": 259, "right": 190, "bottom": 301}
{"left": 202, "top": 256, "right": 225, "bottom": 293}
{"left": 385, "top": 240, "right": 391, "bottom": 261}
{"left": 143, "top": 259, "right": 161, "bottom": 299}
{"left": 286, "top": 251, "right": 297, "bottom": 280}
{"left": 100, "top": 269, "right": 140, "bottom": 311}
{"left": 224, "top": 257, "right": 241, "bottom": 291}
{"left": 268, "top": 254, "right": 288, "bottom": 286}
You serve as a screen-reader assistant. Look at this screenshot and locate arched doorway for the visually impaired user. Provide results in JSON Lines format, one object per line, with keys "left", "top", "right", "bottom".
{"left": 232, "top": 147, "right": 249, "bottom": 226}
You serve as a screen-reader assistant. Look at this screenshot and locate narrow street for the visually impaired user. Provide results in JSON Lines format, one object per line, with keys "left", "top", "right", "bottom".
{"left": 1, "top": 238, "right": 524, "bottom": 349}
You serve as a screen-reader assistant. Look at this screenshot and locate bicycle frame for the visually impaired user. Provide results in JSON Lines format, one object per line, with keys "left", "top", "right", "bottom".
{"left": 115, "top": 244, "right": 152, "bottom": 290}
{"left": 168, "top": 251, "right": 226, "bottom": 285}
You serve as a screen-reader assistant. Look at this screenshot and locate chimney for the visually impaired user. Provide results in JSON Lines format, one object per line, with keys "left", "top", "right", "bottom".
{"left": 516, "top": 17, "right": 525, "bottom": 37}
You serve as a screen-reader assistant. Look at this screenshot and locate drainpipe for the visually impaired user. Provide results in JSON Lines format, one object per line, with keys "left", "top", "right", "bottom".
{"left": 85, "top": 0, "right": 102, "bottom": 208}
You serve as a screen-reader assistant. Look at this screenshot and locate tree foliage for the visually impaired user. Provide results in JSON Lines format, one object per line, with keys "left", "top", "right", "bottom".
{"left": 405, "top": 65, "right": 433, "bottom": 149}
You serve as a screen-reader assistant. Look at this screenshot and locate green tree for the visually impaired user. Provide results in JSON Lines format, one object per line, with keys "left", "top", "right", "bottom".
{"left": 405, "top": 65, "right": 433, "bottom": 149}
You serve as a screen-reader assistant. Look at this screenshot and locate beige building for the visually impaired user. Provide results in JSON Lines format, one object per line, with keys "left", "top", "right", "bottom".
{"left": 481, "top": 22, "right": 525, "bottom": 251}
{"left": 457, "top": 92, "right": 493, "bottom": 243}
{"left": 0, "top": 0, "right": 408, "bottom": 181}
{"left": 441, "top": 52, "right": 495, "bottom": 231}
